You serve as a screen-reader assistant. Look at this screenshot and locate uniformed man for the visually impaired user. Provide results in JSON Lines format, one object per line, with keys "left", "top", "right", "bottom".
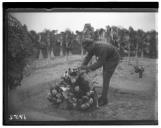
{"left": 80, "top": 38, "right": 120, "bottom": 106}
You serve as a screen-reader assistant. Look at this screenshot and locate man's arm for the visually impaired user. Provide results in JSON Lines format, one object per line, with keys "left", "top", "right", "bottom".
{"left": 81, "top": 52, "right": 93, "bottom": 66}
{"left": 87, "top": 50, "right": 107, "bottom": 71}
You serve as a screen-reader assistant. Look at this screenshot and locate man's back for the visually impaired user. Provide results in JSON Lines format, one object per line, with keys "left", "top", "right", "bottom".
{"left": 92, "top": 41, "right": 119, "bottom": 61}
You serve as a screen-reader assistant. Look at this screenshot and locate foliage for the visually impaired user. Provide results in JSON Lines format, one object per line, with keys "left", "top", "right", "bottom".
{"left": 64, "top": 29, "right": 74, "bottom": 53}
{"left": 7, "top": 15, "right": 158, "bottom": 90}
{"left": 7, "top": 14, "right": 38, "bottom": 89}
{"left": 23, "top": 23, "right": 158, "bottom": 59}
{"left": 83, "top": 23, "right": 94, "bottom": 39}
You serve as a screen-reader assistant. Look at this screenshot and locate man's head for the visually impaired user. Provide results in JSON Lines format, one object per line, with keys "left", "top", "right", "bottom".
{"left": 82, "top": 38, "right": 94, "bottom": 52}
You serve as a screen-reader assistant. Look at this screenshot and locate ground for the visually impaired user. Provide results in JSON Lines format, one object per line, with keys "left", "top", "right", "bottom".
{"left": 8, "top": 55, "right": 158, "bottom": 121}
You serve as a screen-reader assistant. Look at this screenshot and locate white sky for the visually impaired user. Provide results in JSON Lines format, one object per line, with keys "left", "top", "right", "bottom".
{"left": 11, "top": 12, "right": 158, "bottom": 33}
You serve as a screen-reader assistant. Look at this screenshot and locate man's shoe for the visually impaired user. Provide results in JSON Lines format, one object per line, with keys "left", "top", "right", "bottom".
{"left": 98, "top": 97, "right": 108, "bottom": 106}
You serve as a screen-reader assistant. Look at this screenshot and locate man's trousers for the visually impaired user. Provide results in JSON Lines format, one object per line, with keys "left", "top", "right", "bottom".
{"left": 102, "top": 57, "right": 120, "bottom": 100}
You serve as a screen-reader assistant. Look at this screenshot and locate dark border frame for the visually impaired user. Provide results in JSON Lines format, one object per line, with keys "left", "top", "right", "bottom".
{"left": 3, "top": 2, "right": 159, "bottom": 125}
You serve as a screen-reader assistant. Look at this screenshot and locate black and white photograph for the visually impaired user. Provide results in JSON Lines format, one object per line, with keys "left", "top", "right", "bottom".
{"left": 3, "top": 2, "right": 158, "bottom": 125}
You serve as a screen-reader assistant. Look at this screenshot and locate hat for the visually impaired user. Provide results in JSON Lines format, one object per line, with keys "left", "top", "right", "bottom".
{"left": 82, "top": 38, "right": 94, "bottom": 48}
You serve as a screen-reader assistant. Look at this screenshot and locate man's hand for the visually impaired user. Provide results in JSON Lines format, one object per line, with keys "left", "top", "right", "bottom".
{"left": 74, "top": 86, "right": 79, "bottom": 92}
{"left": 79, "top": 66, "right": 91, "bottom": 73}
{"left": 80, "top": 65, "right": 88, "bottom": 70}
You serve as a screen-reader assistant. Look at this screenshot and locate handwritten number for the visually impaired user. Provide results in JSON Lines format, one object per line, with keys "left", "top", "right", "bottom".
{"left": 9, "top": 114, "right": 27, "bottom": 120}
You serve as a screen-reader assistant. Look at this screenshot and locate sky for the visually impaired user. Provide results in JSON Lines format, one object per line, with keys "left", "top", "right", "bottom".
{"left": 11, "top": 12, "right": 158, "bottom": 33}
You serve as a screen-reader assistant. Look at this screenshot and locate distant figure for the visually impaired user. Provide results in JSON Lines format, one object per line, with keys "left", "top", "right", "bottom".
{"left": 134, "top": 65, "right": 144, "bottom": 78}
{"left": 80, "top": 39, "right": 120, "bottom": 106}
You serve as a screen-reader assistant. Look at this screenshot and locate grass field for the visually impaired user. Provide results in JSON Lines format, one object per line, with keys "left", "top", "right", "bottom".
{"left": 8, "top": 55, "right": 158, "bottom": 121}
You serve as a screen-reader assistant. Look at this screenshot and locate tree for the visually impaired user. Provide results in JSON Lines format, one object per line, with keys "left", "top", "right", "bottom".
{"left": 50, "top": 30, "right": 58, "bottom": 59}
{"left": 83, "top": 23, "right": 94, "bottom": 39}
{"left": 39, "top": 29, "right": 56, "bottom": 61}
{"left": 56, "top": 33, "right": 64, "bottom": 56}
{"left": 38, "top": 33, "right": 44, "bottom": 59}
{"left": 122, "top": 29, "right": 130, "bottom": 63}
{"left": 7, "top": 14, "right": 34, "bottom": 89}
{"left": 105, "top": 25, "right": 112, "bottom": 43}
{"left": 94, "top": 29, "right": 100, "bottom": 41}
{"left": 64, "top": 29, "right": 74, "bottom": 61}
{"left": 110, "top": 26, "right": 119, "bottom": 47}
{"left": 76, "top": 30, "right": 84, "bottom": 57}
{"left": 136, "top": 29, "right": 146, "bottom": 58}
{"left": 29, "top": 30, "right": 39, "bottom": 58}
{"left": 147, "top": 31, "right": 158, "bottom": 58}
{"left": 95, "top": 28, "right": 106, "bottom": 42}
{"left": 43, "top": 29, "right": 51, "bottom": 61}
{"left": 38, "top": 31, "right": 49, "bottom": 58}
{"left": 129, "top": 26, "right": 138, "bottom": 64}
{"left": 116, "top": 27, "right": 124, "bottom": 52}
